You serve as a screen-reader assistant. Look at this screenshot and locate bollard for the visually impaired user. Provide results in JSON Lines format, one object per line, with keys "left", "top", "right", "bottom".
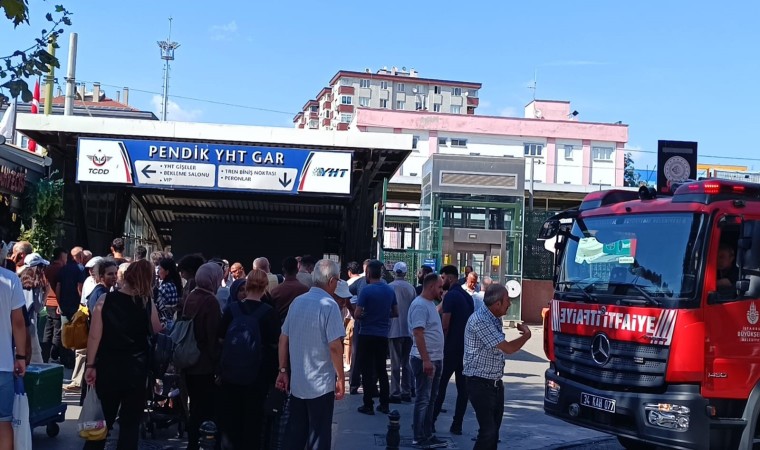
{"left": 386, "top": 409, "right": 401, "bottom": 450}
{"left": 198, "top": 420, "right": 218, "bottom": 450}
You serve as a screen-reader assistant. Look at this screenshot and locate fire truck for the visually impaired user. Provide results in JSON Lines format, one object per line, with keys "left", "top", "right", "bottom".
{"left": 541, "top": 179, "right": 760, "bottom": 449}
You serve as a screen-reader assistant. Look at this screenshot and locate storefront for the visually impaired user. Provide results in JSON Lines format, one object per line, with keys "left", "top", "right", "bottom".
{"left": 0, "top": 143, "right": 49, "bottom": 242}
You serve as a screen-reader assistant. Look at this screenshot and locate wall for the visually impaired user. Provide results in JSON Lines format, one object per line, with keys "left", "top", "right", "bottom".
{"left": 172, "top": 222, "right": 325, "bottom": 273}
{"left": 589, "top": 140, "right": 618, "bottom": 186}
{"left": 554, "top": 139, "right": 584, "bottom": 184}
{"left": 522, "top": 279, "right": 554, "bottom": 324}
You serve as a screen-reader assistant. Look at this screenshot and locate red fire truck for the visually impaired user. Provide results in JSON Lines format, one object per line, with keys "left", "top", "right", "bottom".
{"left": 541, "top": 179, "right": 760, "bottom": 450}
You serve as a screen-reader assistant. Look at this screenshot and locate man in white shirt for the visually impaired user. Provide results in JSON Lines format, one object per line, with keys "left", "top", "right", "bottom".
{"left": 388, "top": 262, "right": 417, "bottom": 403}
{"left": 0, "top": 265, "right": 27, "bottom": 449}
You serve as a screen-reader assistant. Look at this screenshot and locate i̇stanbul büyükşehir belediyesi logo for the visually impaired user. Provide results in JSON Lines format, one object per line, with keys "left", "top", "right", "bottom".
{"left": 86, "top": 149, "right": 113, "bottom": 167}
{"left": 748, "top": 302, "right": 759, "bottom": 325}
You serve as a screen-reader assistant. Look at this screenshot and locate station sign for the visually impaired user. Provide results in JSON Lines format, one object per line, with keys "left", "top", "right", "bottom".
{"left": 75, "top": 138, "right": 352, "bottom": 195}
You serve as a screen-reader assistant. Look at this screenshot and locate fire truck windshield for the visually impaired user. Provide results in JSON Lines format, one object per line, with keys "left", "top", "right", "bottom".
{"left": 557, "top": 212, "right": 707, "bottom": 305}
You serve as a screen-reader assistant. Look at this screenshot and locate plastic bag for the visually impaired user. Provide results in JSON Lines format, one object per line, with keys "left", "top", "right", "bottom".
{"left": 12, "top": 378, "right": 32, "bottom": 450}
{"left": 78, "top": 385, "right": 107, "bottom": 441}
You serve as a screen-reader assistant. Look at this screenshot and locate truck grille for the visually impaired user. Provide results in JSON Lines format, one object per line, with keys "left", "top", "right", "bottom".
{"left": 553, "top": 333, "right": 669, "bottom": 388}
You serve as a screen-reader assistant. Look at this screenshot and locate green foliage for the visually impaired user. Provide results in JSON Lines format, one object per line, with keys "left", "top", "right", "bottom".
{"left": 19, "top": 172, "right": 63, "bottom": 258}
{"left": 0, "top": 1, "right": 72, "bottom": 102}
{"left": 624, "top": 152, "right": 641, "bottom": 187}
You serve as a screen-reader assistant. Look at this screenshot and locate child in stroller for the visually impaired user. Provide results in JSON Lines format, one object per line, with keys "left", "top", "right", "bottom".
{"left": 142, "top": 369, "right": 186, "bottom": 439}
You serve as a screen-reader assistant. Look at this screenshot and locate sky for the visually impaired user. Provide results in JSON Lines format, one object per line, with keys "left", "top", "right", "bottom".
{"left": 4, "top": 0, "right": 760, "bottom": 171}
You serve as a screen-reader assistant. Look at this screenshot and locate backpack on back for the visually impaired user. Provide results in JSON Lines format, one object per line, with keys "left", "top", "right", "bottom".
{"left": 220, "top": 301, "right": 269, "bottom": 385}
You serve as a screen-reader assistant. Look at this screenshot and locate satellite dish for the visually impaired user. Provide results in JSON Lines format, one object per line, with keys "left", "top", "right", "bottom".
{"left": 506, "top": 280, "right": 522, "bottom": 298}
{"left": 534, "top": 109, "right": 543, "bottom": 119}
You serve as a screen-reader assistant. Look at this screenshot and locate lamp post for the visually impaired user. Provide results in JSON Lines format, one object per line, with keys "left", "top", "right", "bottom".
{"left": 527, "top": 156, "right": 545, "bottom": 211}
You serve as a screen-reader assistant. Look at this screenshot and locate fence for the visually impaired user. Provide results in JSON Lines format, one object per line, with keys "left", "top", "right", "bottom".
{"left": 380, "top": 249, "right": 438, "bottom": 285}
{"left": 523, "top": 210, "right": 557, "bottom": 280}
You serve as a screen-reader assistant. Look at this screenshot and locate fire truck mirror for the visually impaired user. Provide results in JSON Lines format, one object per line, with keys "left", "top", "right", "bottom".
{"left": 539, "top": 220, "right": 560, "bottom": 240}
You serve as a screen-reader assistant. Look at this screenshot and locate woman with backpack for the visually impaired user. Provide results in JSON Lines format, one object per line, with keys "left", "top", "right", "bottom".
{"left": 83, "top": 259, "right": 162, "bottom": 450}
{"left": 156, "top": 258, "right": 183, "bottom": 330}
{"left": 217, "top": 269, "right": 281, "bottom": 449}
{"left": 180, "top": 262, "right": 223, "bottom": 450}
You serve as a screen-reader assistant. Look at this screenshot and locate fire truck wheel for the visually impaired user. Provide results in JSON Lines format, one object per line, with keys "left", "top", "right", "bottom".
{"left": 617, "top": 436, "right": 657, "bottom": 450}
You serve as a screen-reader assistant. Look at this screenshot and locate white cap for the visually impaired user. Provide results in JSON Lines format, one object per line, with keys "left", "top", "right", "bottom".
{"left": 393, "top": 261, "right": 408, "bottom": 274}
{"left": 85, "top": 256, "right": 105, "bottom": 269}
{"left": 23, "top": 253, "right": 50, "bottom": 268}
{"left": 334, "top": 279, "right": 352, "bottom": 299}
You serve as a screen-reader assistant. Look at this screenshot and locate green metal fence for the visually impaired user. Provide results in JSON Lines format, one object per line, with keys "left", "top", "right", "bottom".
{"left": 380, "top": 249, "right": 439, "bottom": 285}
{"left": 523, "top": 210, "right": 557, "bottom": 280}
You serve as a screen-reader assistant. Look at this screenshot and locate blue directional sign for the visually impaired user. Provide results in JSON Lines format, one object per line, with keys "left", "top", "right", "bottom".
{"left": 75, "top": 137, "right": 352, "bottom": 195}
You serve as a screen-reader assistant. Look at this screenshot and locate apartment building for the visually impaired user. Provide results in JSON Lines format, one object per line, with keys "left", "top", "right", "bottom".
{"left": 293, "top": 67, "right": 482, "bottom": 130}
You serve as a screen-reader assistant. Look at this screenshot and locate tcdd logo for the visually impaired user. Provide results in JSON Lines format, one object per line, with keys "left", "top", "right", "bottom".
{"left": 86, "top": 149, "right": 113, "bottom": 167}
{"left": 313, "top": 167, "right": 348, "bottom": 178}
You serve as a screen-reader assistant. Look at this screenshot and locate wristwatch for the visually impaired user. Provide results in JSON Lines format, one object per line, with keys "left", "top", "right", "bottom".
{"left": 14, "top": 354, "right": 25, "bottom": 360}
{"left": 279, "top": 367, "right": 288, "bottom": 373}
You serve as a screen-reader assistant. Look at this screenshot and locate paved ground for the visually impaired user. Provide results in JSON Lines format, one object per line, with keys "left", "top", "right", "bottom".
{"left": 31, "top": 325, "right": 621, "bottom": 449}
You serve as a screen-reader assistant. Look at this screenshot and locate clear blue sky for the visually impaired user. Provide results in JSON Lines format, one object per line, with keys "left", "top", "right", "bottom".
{"left": 5, "top": 0, "right": 760, "bottom": 170}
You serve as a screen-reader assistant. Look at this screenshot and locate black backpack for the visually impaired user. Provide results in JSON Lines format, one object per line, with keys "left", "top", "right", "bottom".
{"left": 220, "top": 301, "right": 269, "bottom": 385}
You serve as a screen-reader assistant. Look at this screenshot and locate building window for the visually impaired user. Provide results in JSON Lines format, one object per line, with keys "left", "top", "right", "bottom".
{"left": 359, "top": 97, "right": 370, "bottom": 107}
{"left": 592, "top": 146, "right": 613, "bottom": 161}
{"left": 340, "top": 113, "right": 353, "bottom": 123}
{"left": 380, "top": 81, "right": 388, "bottom": 90}
{"left": 433, "top": 103, "right": 441, "bottom": 112}
{"left": 341, "top": 96, "right": 352, "bottom": 105}
{"left": 564, "top": 145, "right": 574, "bottom": 160}
{"left": 453, "top": 87, "right": 462, "bottom": 96}
{"left": 524, "top": 143, "right": 544, "bottom": 157}
{"left": 309, "top": 105, "right": 318, "bottom": 113}
{"left": 416, "top": 85, "right": 424, "bottom": 94}
{"left": 412, "top": 135, "right": 419, "bottom": 149}
{"left": 379, "top": 99, "right": 388, "bottom": 108}
{"left": 451, "top": 138, "right": 468, "bottom": 147}
{"left": 340, "top": 78, "right": 352, "bottom": 86}
{"left": 322, "top": 110, "right": 330, "bottom": 118}
{"left": 434, "top": 86, "right": 441, "bottom": 94}
{"left": 468, "top": 89, "right": 478, "bottom": 97}
{"left": 308, "top": 120, "right": 318, "bottom": 129}
{"left": 360, "top": 79, "right": 370, "bottom": 88}
{"left": 451, "top": 105, "right": 461, "bottom": 114}
{"left": 396, "top": 100, "right": 405, "bottom": 110}
{"left": 438, "top": 137, "right": 448, "bottom": 146}
{"left": 396, "top": 83, "right": 405, "bottom": 92}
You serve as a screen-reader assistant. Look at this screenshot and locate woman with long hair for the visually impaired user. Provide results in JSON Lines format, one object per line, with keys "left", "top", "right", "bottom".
{"left": 20, "top": 253, "right": 50, "bottom": 364}
{"left": 181, "top": 262, "right": 223, "bottom": 450}
{"left": 83, "top": 259, "right": 162, "bottom": 450}
{"left": 156, "top": 258, "right": 183, "bottom": 330}
{"left": 218, "top": 269, "right": 281, "bottom": 449}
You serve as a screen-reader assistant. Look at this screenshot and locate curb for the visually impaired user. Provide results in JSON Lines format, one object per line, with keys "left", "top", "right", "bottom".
{"left": 544, "top": 435, "right": 618, "bottom": 449}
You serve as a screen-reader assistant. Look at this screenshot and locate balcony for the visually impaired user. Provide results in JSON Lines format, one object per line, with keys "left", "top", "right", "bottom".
{"left": 322, "top": 118, "right": 331, "bottom": 127}
{"left": 323, "top": 101, "right": 331, "bottom": 109}
{"left": 467, "top": 96, "right": 480, "bottom": 107}
{"left": 338, "top": 104, "right": 354, "bottom": 113}
{"left": 298, "top": 123, "right": 305, "bottom": 128}
{"left": 338, "top": 85, "right": 355, "bottom": 95}
{"left": 337, "top": 122, "right": 349, "bottom": 131}
{"left": 309, "top": 111, "right": 319, "bottom": 119}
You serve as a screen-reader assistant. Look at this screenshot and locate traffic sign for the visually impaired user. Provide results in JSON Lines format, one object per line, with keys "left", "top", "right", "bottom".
{"left": 76, "top": 137, "right": 352, "bottom": 195}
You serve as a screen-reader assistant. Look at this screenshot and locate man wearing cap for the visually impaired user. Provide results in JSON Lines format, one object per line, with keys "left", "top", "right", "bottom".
{"left": 388, "top": 261, "right": 416, "bottom": 404}
{"left": 80, "top": 256, "right": 104, "bottom": 306}
{"left": 22, "top": 253, "right": 49, "bottom": 364}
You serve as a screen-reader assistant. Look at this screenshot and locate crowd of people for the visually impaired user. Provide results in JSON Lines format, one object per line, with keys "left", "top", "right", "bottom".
{"left": 0, "top": 238, "right": 531, "bottom": 450}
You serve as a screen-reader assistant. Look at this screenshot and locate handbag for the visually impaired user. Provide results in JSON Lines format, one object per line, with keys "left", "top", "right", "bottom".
{"left": 12, "top": 378, "right": 32, "bottom": 450}
{"left": 169, "top": 302, "right": 201, "bottom": 370}
{"left": 62, "top": 305, "right": 89, "bottom": 350}
{"left": 264, "top": 385, "right": 288, "bottom": 416}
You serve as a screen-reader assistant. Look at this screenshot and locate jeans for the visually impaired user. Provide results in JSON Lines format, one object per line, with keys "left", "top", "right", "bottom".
{"left": 83, "top": 384, "right": 144, "bottom": 450}
{"left": 410, "top": 356, "right": 442, "bottom": 441}
{"left": 388, "top": 337, "right": 412, "bottom": 398}
{"left": 467, "top": 377, "right": 504, "bottom": 450}
{"left": 433, "top": 352, "right": 468, "bottom": 427}
{"left": 358, "top": 334, "right": 390, "bottom": 407}
{"left": 185, "top": 373, "right": 217, "bottom": 450}
{"left": 283, "top": 392, "right": 335, "bottom": 450}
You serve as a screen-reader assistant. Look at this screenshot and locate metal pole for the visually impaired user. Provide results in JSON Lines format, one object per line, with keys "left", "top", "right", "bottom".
{"left": 64, "top": 33, "right": 77, "bottom": 116}
{"left": 529, "top": 156, "right": 535, "bottom": 211}
{"left": 162, "top": 60, "right": 169, "bottom": 121}
{"left": 43, "top": 35, "right": 56, "bottom": 116}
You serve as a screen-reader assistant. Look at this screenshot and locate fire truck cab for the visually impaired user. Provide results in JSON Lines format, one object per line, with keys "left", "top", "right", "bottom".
{"left": 541, "top": 179, "right": 760, "bottom": 449}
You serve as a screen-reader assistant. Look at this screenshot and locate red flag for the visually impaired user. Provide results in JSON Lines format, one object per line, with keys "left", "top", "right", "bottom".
{"left": 28, "top": 81, "right": 39, "bottom": 152}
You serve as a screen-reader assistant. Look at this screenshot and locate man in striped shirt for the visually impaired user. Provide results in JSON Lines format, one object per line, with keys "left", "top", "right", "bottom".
{"left": 463, "top": 284, "right": 531, "bottom": 450}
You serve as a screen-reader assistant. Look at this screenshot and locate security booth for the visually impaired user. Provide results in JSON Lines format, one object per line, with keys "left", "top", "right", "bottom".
{"left": 420, "top": 154, "right": 526, "bottom": 321}
{"left": 16, "top": 115, "right": 411, "bottom": 264}
{"left": 0, "top": 143, "right": 49, "bottom": 242}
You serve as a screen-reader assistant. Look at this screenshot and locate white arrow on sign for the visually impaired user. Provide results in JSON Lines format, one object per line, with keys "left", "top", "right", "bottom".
{"left": 217, "top": 165, "right": 298, "bottom": 192}
{"left": 134, "top": 160, "right": 216, "bottom": 188}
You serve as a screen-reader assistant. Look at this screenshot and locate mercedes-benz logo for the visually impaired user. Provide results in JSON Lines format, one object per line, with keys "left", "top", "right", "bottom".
{"left": 591, "top": 333, "right": 611, "bottom": 366}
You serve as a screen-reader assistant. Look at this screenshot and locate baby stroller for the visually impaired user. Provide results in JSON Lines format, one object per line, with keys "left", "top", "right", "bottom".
{"left": 141, "top": 369, "right": 186, "bottom": 439}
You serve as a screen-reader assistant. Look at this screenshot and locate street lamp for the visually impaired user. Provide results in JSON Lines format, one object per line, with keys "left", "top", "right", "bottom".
{"left": 527, "top": 157, "right": 545, "bottom": 211}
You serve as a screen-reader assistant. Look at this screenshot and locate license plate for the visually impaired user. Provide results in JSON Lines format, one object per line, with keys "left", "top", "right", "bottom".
{"left": 581, "top": 392, "right": 616, "bottom": 413}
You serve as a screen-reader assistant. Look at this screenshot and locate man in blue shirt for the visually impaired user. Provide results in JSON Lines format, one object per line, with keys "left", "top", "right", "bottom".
{"left": 354, "top": 260, "right": 398, "bottom": 415}
{"left": 434, "top": 265, "right": 475, "bottom": 435}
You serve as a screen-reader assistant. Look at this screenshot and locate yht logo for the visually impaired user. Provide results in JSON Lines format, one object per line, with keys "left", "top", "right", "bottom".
{"left": 87, "top": 149, "right": 112, "bottom": 167}
{"left": 313, "top": 167, "right": 348, "bottom": 178}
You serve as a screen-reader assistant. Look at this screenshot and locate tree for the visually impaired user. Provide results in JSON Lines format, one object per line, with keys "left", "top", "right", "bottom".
{"left": 19, "top": 172, "right": 64, "bottom": 258}
{"left": 1, "top": 1, "right": 72, "bottom": 102}
{"left": 624, "top": 152, "right": 641, "bottom": 187}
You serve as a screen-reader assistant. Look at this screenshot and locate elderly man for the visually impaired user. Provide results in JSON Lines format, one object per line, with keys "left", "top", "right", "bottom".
{"left": 464, "top": 284, "right": 531, "bottom": 450}
{"left": 276, "top": 259, "right": 345, "bottom": 450}
{"left": 296, "top": 255, "right": 316, "bottom": 288}
{"left": 5, "top": 241, "right": 32, "bottom": 274}
{"left": 253, "top": 257, "right": 279, "bottom": 292}
{"left": 229, "top": 262, "right": 246, "bottom": 281}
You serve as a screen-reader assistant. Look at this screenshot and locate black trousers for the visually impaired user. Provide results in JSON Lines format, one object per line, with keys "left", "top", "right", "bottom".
{"left": 467, "top": 377, "right": 504, "bottom": 450}
{"left": 82, "top": 384, "right": 145, "bottom": 450}
{"left": 358, "top": 334, "right": 390, "bottom": 407}
{"left": 349, "top": 332, "right": 362, "bottom": 389}
{"left": 185, "top": 373, "right": 217, "bottom": 450}
{"left": 283, "top": 392, "right": 335, "bottom": 450}
{"left": 219, "top": 382, "right": 269, "bottom": 450}
{"left": 41, "top": 306, "right": 61, "bottom": 362}
{"left": 433, "top": 352, "right": 468, "bottom": 426}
